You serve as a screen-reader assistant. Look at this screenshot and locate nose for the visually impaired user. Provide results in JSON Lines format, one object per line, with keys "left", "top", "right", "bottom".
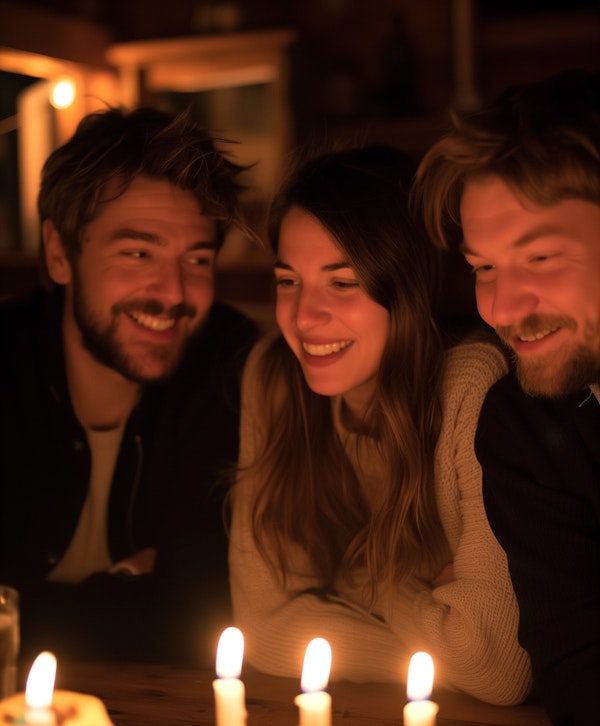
{"left": 486, "top": 268, "right": 538, "bottom": 328}
{"left": 146, "top": 261, "right": 185, "bottom": 307}
{"left": 293, "top": 286, "right": 331, "bottom": 331}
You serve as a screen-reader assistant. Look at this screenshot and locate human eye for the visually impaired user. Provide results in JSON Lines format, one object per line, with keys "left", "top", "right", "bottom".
{"left": 464, "top": 255, "right": 495, "bottom": 281}
{"left": 332, "top": 278, "right": 360, "bottom": 290}
{"left": 471, "top": 263, "right": 495, "bottom": 275}
{"left": 528, "top": 252, "right": 555, "bottom": 265}
{"left": 472, "top": 265, "right": 497, "bottom": 284}
{"left": 120, "top": 249, "right": 151, "bottom": 260}
{"left": 523, "top": 240, "right": 569, "bottom": 271}
{"left": 274, "top": 275, "right": 297, "bottom": 289}
{"left": 186, "top": 252, "right": 214, "bottom": 267}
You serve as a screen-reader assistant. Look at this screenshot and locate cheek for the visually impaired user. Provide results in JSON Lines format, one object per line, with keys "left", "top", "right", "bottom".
{"left": 185, "top": 277, "right": 215, "bottom": 307}
{"left": 363, "top": 306, "right": 390, "bottom": 348}
{"left": 275, "top": 297, "right": 293, "bottom": 332}
{"left": 474, "top": 284, "right": 494, "bottom": 324}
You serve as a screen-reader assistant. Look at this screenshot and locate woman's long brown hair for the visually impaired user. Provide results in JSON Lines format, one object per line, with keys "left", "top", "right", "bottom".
{"left": 242, "top": 145, "right": 449, "bottom": 604}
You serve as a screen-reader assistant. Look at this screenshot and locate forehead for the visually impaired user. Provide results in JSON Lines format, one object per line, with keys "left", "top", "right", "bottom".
{"left": 460, "top": 175, "right": 528, "bottom": 232}
{"left": 460, "top": 174, "right": 600, "bottom": 253}
{"left": 87, "top": 175, "right": 218, "bottom": 245}
{"left": 278, "top": 206, "right": 345, "bottom": 261}
{"left": 96, "top": 176, "right": 205, "bottom": 223}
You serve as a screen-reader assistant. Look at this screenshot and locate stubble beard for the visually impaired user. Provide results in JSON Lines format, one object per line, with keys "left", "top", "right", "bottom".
{"left": 497, "top": 315, "right": 600, "bottom": 398}
{"left": 71, "top": 274, "right": 200, "bottom": 384}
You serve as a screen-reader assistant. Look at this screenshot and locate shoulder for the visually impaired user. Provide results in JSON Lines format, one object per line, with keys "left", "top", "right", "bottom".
{"left": 438, "top": 332, "right": 509, "bottom": 443}
{"left": 479, "top": 369, "right": 600, "bottom": 441}
{"left": 443, "top": 332, "right": 509, "bottom": 396}
{"left": 242, "top": 331, "right": 281, "bottom": 389}
{"left": 238, "top": 333, "right": 285, "bottom": 458}
{"left": 240, "top": 332, "right": 295, "bottom": 426}
{"left": 480, "top": 370, "right": 525, "bottom": 416}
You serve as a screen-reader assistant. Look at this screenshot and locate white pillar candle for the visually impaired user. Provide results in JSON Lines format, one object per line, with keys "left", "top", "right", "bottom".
{"left": 294, "top": 638, "right": 332, "bottom": 726}
{"left": 212, "top": 627, "right": 247, "bottom": 726}
{"left": 25, "top": 651, "right": 57, "bottom": 726}
{"left": 403, "top": 652, "right": 439, "bottom": 726}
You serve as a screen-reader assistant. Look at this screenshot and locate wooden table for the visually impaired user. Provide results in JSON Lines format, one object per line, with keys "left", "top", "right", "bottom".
{"left": 48, "top": 660, "right": 552, "bottom": 726}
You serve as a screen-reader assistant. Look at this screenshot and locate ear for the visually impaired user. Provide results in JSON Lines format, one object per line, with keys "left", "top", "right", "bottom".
{"left": 42, "top": 219, "right": 72, "bottom": 285}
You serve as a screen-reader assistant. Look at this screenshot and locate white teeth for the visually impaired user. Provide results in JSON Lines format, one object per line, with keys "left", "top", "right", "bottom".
{"left": 302, "top": 340, "right": 352, "bottom": 357}
{"left": 518, "top": 326, "right": 559, "bottom": 342}
{"left": 130, "top": 312, "right": 176, "bottom": 331}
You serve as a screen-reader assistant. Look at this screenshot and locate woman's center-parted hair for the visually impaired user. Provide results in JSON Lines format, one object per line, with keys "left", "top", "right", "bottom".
{"left": 37, "top": 106, "right": 250, "bottom": 287}
{"left": 269, "top": 145, "right": 442, "bottom": 313}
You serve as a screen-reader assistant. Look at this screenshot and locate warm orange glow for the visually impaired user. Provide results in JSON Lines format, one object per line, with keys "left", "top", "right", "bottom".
{"left": 406, "top": 652, "right": 434, "bottom": 701}
{"left": 25, "top": 651, "right": 57, "bottom": 708}
{"left": 300, "top": 638, "right": 332, "bottom": 693}
{"left": 50, "top": 78, "right": 76, "bottom": 109}
{"left": 215, "top": 626, "right": 244, "bottom": 679}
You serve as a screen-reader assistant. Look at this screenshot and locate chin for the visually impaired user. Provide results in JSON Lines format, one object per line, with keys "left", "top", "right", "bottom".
{"left": 303, "top": 377, "right": 344, "bottom": 398}
{"left": 306, "top": 384, "right": 342, "bottom": 397}
{"left": 516, "top": 358, "right": 598, "bottom": 399}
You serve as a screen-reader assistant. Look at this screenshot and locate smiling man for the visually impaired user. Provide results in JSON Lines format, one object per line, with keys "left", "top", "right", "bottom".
{"left": 0, "top": 107, "right": 258, "bottom": 665}
{"left": 414, "top": 69, "right": 599, "bottom": 725}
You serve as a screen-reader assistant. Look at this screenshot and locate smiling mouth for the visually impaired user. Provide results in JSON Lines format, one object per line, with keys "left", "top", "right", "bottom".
{"left": 516, "top": 326, "right": 560, "bottom": 343}
{"left": 128, "top": 311, "right": 176, "bottom": 332}
{"left": 302, "top": 340, "right": 353, "bottom": 357}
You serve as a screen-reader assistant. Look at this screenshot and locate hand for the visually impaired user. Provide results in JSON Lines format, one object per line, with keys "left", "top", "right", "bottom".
{"left": 110, "top": 547, "right": 157, "bottom": 577}
{"left": 432, "top": 562, "right": 454, "bottom": 588}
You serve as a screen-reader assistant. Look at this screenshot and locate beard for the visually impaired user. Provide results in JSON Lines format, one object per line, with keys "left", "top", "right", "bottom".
{"left": 497, "top": 315, "right": 600, "bottom": 398}
{"left": 513, "top": 346, "right": 600, "bottom": 398}
{"left": 71, "top": 271, "right": 200, "bottom": 384}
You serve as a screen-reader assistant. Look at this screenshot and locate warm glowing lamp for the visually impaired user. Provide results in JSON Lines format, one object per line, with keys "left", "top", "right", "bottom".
{"left": 50, "top": 78, "right": 76, "bottom": 109}
{"left": 295, "top": 638, "right": 332, "bottom": 726}
{"left": 403, "top": 652, "right": 439, "bottom": 726}
{"left": 213, "top": 626, "right": 247, "bottom": 726}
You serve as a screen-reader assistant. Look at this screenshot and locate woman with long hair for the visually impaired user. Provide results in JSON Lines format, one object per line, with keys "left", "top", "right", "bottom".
{"left": 228, "top": 145, "right": 531, "bottom": 705}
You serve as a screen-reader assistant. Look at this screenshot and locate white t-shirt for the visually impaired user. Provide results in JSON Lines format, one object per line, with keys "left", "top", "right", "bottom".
{"left": 48, "top": 424, "right": 124, "bottom": 583}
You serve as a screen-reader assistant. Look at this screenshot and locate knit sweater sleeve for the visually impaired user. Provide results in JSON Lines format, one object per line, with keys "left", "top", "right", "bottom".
{"left": 229, "top": 337, "right": 531, "bottom": 705}
{"left": 384, "top": 341, "right": 532, "bottom": 705}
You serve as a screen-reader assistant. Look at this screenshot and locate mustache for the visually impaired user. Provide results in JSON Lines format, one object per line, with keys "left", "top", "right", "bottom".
{"left": 114, "top": 299, "right": 197, "bottom": 320}
{"left": 495, "top": 314, "right": 576, "bottom": 342}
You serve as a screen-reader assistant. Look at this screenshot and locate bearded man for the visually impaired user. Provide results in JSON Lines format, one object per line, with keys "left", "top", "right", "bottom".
{"left": 414, "top": 69, "right": 600, "bottom": 726}
{"left": 0, "top": 107, "right": 258, "bottom": 665}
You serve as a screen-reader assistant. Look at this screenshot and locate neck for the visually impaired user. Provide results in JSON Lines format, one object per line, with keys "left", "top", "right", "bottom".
{"left": 338, "top": 397, "right": 375, "bottom": 436}
{"left": 62, "top": 316, "right": 141, "bottom": 431}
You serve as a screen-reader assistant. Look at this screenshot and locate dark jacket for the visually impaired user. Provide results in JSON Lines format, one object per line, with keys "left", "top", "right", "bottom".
{"left": 0, "top": 287, "right": 258, "bottom": 665}
{"left": 476, "top": 371, "right": 600, "bottom": 726}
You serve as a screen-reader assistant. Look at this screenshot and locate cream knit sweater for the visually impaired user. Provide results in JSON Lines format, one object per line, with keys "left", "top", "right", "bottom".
{"left": 229, "top": 336, "right": 532, "bottom": 705}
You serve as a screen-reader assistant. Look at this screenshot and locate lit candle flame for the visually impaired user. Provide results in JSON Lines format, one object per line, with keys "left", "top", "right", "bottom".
{"left": 300, "top": 638, "right": 332, "bottom": 693}
{"left": 406, "top": 652, "right": 434, "bottom": 701}
{"left": 25, "top": 651, "right": 57, "bottom": 709}
{"left": 216, "top": 627, "right": 244, "bottom": 679}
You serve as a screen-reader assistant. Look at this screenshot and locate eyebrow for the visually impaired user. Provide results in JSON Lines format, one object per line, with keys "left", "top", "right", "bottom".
{"left": 110, "top": 227, "right": 217, "bottom": 250}
{"left": 273, "top": 259, "right": 352, "bottom": 272}
{"left": 460, "top": 223, "right": 566, "bottom": 256}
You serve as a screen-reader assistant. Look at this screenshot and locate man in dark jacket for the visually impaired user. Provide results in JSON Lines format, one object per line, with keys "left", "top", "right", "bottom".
{"left": 414, "top": 69, "right": 599, "bottom": 725}
{"left": 0, "top": 107, "right": 258, "bottom": 666}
